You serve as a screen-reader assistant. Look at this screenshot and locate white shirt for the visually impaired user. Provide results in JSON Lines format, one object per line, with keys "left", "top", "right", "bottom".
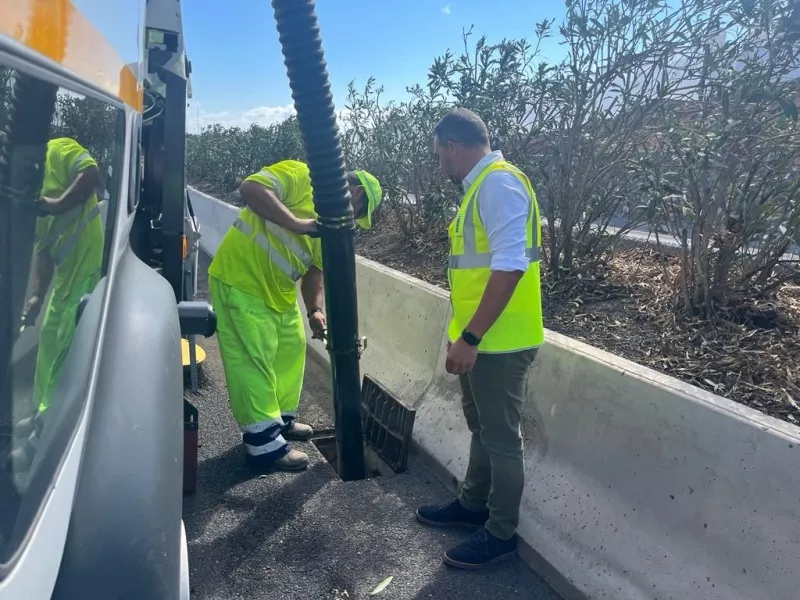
{"left": 462, "top": 151, "right": 531, "bottom": 272}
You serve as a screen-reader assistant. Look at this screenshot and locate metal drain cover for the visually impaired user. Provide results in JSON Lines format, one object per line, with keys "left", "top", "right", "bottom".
{"left": 360, "top": 375, "right": 416, "bottom": 472}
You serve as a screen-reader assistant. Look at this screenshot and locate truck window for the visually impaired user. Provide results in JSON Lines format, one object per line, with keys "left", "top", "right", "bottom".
{"left": 0, "top": 65, "right": 124, "bottom": 570}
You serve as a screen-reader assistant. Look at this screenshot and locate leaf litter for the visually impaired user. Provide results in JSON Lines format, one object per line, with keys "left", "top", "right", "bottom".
{"left": 540, "top": 247, "right": 800, "bottom": 425}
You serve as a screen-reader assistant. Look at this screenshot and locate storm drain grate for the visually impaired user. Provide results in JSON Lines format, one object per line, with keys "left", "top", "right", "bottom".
{"left": 360, "top": 375, "right": 416, "bottom": 473}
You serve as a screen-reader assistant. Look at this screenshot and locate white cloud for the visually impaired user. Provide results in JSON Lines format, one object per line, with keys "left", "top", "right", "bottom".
{"left": 441, "top": 4, "right": 452, "bottom": 15}
{"left": 187, "top": 103, "right": 295, "bottom": 133}
{"left": 187, "top": 102, "right": 351, "bottom": 134}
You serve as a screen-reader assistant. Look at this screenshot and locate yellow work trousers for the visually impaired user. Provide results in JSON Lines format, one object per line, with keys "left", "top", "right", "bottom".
{"left": 34, "top": 273, "right": 99, "bottom": 413}
{"left": 209, "top": 276, "right": 306, "bottom": 461}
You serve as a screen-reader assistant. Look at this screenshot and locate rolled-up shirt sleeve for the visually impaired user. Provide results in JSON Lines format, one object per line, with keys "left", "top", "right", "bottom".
{"left": 477, "top": 172, "right": 531, "bottom": 272}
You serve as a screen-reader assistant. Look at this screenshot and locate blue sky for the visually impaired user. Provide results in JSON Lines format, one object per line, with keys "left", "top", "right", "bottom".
{"left": 182, "top": 0, "right": 567, "bottom": 131}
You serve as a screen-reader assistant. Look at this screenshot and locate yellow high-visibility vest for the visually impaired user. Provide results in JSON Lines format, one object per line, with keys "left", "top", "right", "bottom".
{"left": 447, "top": 159, "right": 544, "bottom": 352}
{"left": 208, "top": 160, "right": 323, "bottom": 312}
{"left": 35, "top": 137, "right": 104, "bottom": 288}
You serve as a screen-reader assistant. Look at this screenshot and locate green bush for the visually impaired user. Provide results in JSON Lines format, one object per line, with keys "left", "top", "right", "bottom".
{"left": 185, "top": 0, "right": 800, "bottom": 315}
{"left": 186, "top": 117, "right": 304, "bottom": 193}
{"left": 52, "top": 93, "right": 117, "bottom": 180}
{"left": 641, "top": 0, "right": 800, "bottom": 317}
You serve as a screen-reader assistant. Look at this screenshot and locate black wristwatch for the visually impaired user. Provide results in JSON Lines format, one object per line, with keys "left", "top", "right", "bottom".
{"left": 307, "top": 307, "right": 323, "bottom": 319}
{"left": 461, "top": 329, "right": 482, "bottom": 346}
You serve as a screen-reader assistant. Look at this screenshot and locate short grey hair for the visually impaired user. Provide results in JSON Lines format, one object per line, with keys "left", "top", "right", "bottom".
{"left": 434, "top": 108, "right": 490, "bottom": 148}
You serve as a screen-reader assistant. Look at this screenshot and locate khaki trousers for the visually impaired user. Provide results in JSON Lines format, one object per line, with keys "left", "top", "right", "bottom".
{"left": 457, "top": 348, "right": 538, "bottom": 540}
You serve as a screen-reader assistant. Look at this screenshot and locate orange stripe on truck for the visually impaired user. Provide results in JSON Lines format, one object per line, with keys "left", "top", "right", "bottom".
{"left": 0, "top": 0, "right": 143, "bottom": 111}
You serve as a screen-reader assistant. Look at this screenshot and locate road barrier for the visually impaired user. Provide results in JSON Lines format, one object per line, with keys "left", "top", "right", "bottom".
{"left": 189, "top": 187, "right": 800, "bottom": 600}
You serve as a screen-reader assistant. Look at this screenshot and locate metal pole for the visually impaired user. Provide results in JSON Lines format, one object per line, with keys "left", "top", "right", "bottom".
{"left": 270, "top": 0, "right": 366, "bottom": 481}
{"left": 160, "top": 68, "right": 188, "bottom": 303}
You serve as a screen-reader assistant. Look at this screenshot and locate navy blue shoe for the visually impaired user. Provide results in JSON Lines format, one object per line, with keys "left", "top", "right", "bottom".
{"left": 416, "top": 498, "right": 489, "bottom": 528}
{"left": 444, "top": 529, "right": 517, "bottom": 569}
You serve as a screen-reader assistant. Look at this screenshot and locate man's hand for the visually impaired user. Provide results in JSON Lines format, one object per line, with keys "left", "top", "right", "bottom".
{"left": 21, "top": 295, "right": 42, "bottom": 326}
{"left": 309, "top": 310, "right": 327, "bottom": 341}
{"left": 292, "top": 218, "right": 318, "bottom": 235}
{"left": 445, "top": 338, "right": 478, "bottom": 375}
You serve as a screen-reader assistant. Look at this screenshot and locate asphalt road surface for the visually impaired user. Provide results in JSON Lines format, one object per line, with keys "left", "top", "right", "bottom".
{"left": 182, "top": 253, "right": 560, "bottom": 600}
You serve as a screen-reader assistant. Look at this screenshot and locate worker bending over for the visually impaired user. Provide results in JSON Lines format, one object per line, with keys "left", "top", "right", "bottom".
{"left": 14, "top": 137, "right": 104, "bottom": 468}
{"left": 208, "top": 159, "right": 382, "bottom": 472}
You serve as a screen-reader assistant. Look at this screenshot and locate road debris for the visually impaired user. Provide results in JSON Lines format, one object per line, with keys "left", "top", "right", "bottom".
{"left": 369, "top": 576, "right": 393, "bottom": 596}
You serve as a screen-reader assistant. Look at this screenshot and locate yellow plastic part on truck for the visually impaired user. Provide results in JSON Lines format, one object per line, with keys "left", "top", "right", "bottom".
{"left": 181, "top": 338, "right": 206, "bottom": 369}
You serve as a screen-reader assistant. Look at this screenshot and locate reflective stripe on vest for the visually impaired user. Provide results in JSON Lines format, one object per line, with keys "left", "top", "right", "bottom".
{"left": 449, "top": 247, "right": 540, "bottom": 269}
{"left": 70, "top": 152, "right": 91, "bottom": 179}
{"left": 232, "top": 217, "right": 311, "bottom": 282}
{"left": 47, "top": 201, "right": 104, "bottom": 265}
{"left": 448, "top": 184, "right": 540, "bottom": 270}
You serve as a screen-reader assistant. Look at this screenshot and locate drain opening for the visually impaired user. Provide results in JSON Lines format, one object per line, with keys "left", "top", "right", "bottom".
{"left": 312, "top": 375, "right": 416, "bottom": 480}
{"left": 312, "top": 436, "right": 395, "bottom": 479}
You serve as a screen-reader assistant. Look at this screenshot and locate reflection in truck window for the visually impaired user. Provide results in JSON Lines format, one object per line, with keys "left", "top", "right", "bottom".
{"left": 13, "top": 137, "right": 105, "bottom": 470}
{"left": 0, "top": 68, "right": 122, "bottom": 566}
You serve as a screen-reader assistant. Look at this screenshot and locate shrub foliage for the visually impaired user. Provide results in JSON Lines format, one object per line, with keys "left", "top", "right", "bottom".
{"left": 186, "top": 0, "right": 800, "bottom": 316}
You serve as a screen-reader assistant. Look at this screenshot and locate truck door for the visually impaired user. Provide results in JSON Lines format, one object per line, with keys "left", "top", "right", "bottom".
{"left": 0, "top": 61, "right": 124, "bottom": 599}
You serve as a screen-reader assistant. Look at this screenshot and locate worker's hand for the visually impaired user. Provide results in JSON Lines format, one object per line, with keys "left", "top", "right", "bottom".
{"left": 293, "top": 218, "right": 318, "bottom": 235}
{"left": 39, "top": 196, "right": 69, "bottom": 216}
{"left": 21, "top": 295, "right": 42, "bottom": 325}
{"left": 309, "top": 310, "right": 327, "bottom": 340}
{"left": 445, "top": 338, "right": 478, "bottom": 375}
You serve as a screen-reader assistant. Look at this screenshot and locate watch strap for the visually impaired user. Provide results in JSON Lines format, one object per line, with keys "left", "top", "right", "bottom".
{"left": 461, "top": 329, "right": 481, "bottom": 346}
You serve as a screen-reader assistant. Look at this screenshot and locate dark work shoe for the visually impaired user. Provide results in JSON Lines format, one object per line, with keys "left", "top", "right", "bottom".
{"left": 444, "top": 529, "right": 517, "bottom": 569}
{"left": 416, "top": 498, "right": 489, "bottom": 529}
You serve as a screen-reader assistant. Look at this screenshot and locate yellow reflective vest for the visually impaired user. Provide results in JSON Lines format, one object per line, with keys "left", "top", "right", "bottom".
{"left": 447, "top": 159, "right": 544, "bottom": 353}
{"left": 208, "top": 160, "right": 323, "bottom": 312}
{"left": 35, "top": 138, "right": 104, "bottom": 292}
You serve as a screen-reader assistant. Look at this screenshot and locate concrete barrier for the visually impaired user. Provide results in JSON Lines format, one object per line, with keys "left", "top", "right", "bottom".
{"left": 187, "top": 188, "right": 240, "bottom": 256}
{"left": 303, "top": 259, "right": 451, "bottom": 409}
{"left": 189, "top": 187, "right": 800, "bottom": 600}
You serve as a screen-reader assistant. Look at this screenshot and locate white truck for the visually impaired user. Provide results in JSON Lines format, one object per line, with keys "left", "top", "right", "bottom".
{"left": 0, "top": 1, "right": 213, "bottom": 597}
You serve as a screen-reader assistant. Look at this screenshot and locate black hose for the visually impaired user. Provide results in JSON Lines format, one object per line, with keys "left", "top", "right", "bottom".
{"left": 270, "top": 0, "right": 353, "bottom": 225}
{"left": 271, "top": 0, "right": 366, "bottom": 481}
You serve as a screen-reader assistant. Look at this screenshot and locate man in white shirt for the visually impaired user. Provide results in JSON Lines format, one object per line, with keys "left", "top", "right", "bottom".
{"left": 415, "top": 108, "right": 544, "bottom": 569}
